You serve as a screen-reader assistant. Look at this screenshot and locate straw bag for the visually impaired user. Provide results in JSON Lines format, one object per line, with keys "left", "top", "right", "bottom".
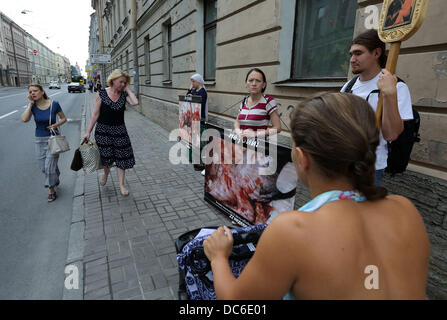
{"left": 48, "top": 101, "right": 70, "bottom": 155}
{"left": 79, "top": 141, "right": 103, "bottom": 173}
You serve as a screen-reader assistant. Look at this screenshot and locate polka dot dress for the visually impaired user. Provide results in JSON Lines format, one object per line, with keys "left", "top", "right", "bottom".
{"left": 94, "top": 89, "right": 135, "bottom": 170}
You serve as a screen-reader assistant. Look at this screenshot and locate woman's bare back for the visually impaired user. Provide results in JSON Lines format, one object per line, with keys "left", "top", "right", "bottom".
{"left": 286, "top": 195, "right": 430, "bottom": 299}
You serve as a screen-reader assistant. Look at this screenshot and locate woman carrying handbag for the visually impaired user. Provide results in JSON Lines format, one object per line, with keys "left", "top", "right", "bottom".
{"left": 83, "top": 69, "right": 139, "bottom": 197}
{"left": 21, "top": 83, "right": 67, "bottom": 202}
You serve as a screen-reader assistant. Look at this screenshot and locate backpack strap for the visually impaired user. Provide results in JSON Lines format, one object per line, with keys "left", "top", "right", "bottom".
{"left": 343, "top": 76, "right": 359, "bottom": 93}
{"left": 366, "top": 77, "right": 405, "bottom": 102}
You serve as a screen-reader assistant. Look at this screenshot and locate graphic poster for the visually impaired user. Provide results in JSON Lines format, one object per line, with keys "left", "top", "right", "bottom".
{"left": 178, "top": 95, "right": 202, "bottom": 149}
{"left": 384, "top": 0, "right": 416, "bottom": 30}
{"left": 203, "top": 123, "right": 298, "bottom": 226}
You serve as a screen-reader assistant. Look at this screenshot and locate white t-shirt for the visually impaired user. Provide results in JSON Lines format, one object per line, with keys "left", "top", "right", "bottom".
{"left": 341, "top": 72, "right": 413, "bottom": 170}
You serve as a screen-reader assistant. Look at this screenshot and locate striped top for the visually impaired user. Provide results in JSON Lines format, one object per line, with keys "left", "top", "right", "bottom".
{"left": 237, "top": 95, "right": 278, "bottom": 131}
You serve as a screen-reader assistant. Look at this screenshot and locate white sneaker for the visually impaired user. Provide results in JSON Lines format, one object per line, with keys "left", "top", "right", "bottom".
{"left": 201, "top": 169, "right": 205, "bottom": 176}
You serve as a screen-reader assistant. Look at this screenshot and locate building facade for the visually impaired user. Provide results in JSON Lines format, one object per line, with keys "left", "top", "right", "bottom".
{"left": 0, "top": 14, "right": 8, "bottom": 86}
{"left": 0, "top": 12, "right": 31, "bottom": 86}
{"left": 0, "top": 11, "right": 69, "bottom": 86}
{"left": 91, "top": 0, "right": 447, "bottom": 299}
{"left": 87, "top": 11, "right": 102, "bottom": 82}
{"left": 62, "top": 56, "right": 71, "bottom": 82}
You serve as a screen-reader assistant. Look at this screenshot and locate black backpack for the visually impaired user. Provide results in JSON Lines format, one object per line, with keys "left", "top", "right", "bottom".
{"left": 344, "top": 76, "right": 420, "bottom": 175}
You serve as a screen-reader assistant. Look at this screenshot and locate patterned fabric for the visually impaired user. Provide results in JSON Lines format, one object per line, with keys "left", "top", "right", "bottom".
{"left": 35, "top": 136, "right": 60, "bottom": 188}
{"left": 79, "top": 141, "right": 103, "bottom": 173}
{"left": 283, "top": 190, "right": 366, "bottom": 300}
{"left": 94, "top": 89, "right": 135, "bottom": 170}
{"left": 237, "top": 95, "right": 278, "bottom": 131}
{"left": 177, "top": 224, "right": 266, "bottom": 300}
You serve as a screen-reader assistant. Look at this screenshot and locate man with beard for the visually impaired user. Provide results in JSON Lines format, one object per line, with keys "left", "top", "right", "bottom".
{"left": 341, "top": 29, "right": 413, "bottom": 186}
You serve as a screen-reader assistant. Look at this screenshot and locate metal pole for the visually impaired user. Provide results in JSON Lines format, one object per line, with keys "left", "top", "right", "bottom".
{"left": 130, "top": 0, "right": 139, "bottom": 96}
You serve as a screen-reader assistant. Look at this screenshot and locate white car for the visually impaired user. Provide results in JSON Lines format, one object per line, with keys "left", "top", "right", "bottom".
{"left": 49, "top": 81, "right": 61, "bottom": 89}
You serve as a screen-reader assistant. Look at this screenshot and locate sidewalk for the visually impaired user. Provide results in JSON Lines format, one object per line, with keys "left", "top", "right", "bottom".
{"left": 70, "top": 92, "right": 234, "bottom": 300}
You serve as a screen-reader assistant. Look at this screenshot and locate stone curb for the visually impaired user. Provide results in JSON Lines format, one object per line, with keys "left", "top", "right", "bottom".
{"left": 62, "top": 94, "right": 89, "bottom": 300}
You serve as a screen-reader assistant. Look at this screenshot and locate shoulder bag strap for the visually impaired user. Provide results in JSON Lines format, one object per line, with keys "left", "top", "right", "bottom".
{"left": 48, "top": 100, "right": 57, "bottom": 136}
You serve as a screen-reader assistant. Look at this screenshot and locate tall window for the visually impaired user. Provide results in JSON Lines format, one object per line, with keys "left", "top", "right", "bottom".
{"left": 162, "top": 20, "right": 172, "bottom": 82}
{"left": 144, "top": 35, "right": 151, "bottom": 83}
{"left": 292, "top": 0, "right": 358, "bottom": 79}
{"left": 204, "top": 0, "right": 217, "bottom": 81}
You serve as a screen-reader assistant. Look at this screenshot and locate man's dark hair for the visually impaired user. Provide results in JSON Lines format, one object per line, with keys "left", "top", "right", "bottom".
{"left": 352, "top": 29, "right": 387, "bottom": 68}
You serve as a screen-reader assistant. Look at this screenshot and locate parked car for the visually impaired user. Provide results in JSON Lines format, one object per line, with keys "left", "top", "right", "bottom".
{"left": 68, "top": 82, "right": 85, "bottom": 93}
{"left": 49, "top": 81, "right": 61, "bottom": 89}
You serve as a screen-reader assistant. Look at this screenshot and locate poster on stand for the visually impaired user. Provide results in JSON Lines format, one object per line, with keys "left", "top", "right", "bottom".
{"left": 203, "top": 123, "right": 298, "bottom": 226}
{"left": 178, "top": 95, "right": 202, "bottom": 149}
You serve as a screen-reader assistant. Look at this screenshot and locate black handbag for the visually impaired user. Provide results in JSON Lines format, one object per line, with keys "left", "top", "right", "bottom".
{"left": 70, "top": 148, "right": 83, "bottom": 171}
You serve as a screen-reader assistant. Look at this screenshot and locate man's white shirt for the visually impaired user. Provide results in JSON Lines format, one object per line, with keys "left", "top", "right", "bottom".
{"left": 341, "top": 72, "right": 413, "bottom": 170}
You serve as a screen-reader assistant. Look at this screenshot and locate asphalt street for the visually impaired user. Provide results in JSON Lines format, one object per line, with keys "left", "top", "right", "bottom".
{"left": 0, "top": 84, "right": 83, "bottom": 299}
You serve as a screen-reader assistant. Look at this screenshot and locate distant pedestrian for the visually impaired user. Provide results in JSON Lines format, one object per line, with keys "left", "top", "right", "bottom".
{"left": 95, "top": 79, "right": 102, "bottom": 92}
{"left": 21, "top": 83, "right": 67, "bottom": 202}
{"left": 186, "top": 73, "right": 208, "bottom": 175}
{"left": 83, "top": 69, "right": 139, "bottom": 197}
{"left": 89, "top": 80, "right": 94, "bottom": 92}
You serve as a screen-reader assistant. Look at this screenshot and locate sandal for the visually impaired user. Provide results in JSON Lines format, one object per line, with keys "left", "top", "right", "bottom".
{"left": 48, "top": 192, "right": 57, "bottom": 202}
{"left": 120, "top": 185, "right": 129, "bottom": 197}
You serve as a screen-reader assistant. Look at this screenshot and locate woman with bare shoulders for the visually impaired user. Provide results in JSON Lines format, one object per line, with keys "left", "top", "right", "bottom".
{"left": 204, "top": 92, "right": 430, "bottom": 300}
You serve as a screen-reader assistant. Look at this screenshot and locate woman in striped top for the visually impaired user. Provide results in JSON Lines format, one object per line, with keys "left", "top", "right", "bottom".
{"left": 234, "top": 68, "right": 281, "bottom": 138}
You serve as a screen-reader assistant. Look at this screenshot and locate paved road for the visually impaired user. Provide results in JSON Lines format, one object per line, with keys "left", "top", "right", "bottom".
{"left": 0, "top": 85, "right": 83, "bottom": 299}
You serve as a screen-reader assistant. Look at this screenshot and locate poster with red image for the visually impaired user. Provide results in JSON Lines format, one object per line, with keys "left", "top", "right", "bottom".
{"left": 203, "top": 123, "right": 298, "bottom": 226}
{"left": 178, "top": 95, "right": 202, "bottom": 149}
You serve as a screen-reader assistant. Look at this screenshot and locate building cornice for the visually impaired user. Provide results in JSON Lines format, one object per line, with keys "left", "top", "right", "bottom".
{"left": 137, "top": 0, "right": 164, "bottom": 28}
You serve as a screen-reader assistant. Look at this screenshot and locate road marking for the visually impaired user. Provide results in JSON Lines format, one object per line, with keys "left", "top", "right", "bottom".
{"left": 0, "top": 110, "right": 18, "bottom": 120}
{"left": 0, "top": 92, "right": 25, "bottom": 100}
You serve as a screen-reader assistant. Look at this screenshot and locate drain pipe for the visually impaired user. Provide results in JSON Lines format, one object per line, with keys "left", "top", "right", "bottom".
{"left": 130, "top": 0, "right": 139, "bottom": 97}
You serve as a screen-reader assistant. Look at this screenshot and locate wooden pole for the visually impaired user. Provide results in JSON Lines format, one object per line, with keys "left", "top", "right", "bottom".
{"left": 376, "top": 41, "right": 402, "bottom": 129}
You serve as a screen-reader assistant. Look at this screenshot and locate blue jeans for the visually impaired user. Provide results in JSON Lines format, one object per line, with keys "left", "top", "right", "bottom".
{"left": 374, "top": 169, "right": 385, "bottom": 187}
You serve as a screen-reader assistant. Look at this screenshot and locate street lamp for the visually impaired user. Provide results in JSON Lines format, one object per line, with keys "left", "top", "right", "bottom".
{"left": 21, "top": 10, "right": 33, "bottom": 14}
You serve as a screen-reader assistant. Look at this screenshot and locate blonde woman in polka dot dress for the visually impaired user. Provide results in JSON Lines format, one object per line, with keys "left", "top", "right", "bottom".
{"left": 83, "top": 70, "right": 139, "bottom": 196}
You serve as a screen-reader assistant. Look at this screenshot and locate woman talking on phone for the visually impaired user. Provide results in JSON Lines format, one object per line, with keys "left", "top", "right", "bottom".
{"left": 21, "top": 83, "right": 67, "bottom": 202}
{"left": 83, "top": 69, "right": 139, "bottom": 197}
